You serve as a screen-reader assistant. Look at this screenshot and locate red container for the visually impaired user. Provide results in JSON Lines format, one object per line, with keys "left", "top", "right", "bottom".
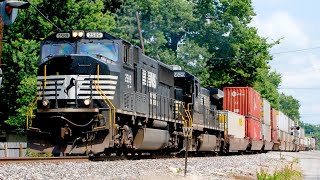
{"left": 245, "top": 117, "right": 261, "bottom": 140}
{"left": 271, "top": 108, "right": 277, "bottom": 130}
{"left": 223, "top": 87, "right": 261, "bottom": 120}
{"left": 271, "top": 129, "right": 278, "bottom": 142}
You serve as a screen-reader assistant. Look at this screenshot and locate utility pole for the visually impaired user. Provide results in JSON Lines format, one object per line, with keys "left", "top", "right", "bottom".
{"left": 0, "top": 16, "right": 3, "bottom": 87}
{"left": 0, "top": 0, "right": 30, "bottom": 87}
{"left": 136, "top": 11, "right": 145, "bottom": 54}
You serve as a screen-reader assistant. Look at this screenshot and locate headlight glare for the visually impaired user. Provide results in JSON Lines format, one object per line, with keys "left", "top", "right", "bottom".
{"left": 84, "top": 98, "right": 91, "bottom": 106}
{"left": 78, "top": 31, "right": 84, "bottom": 37}
{"left": 72, "top": 31, "right": 78, "bottom": 37}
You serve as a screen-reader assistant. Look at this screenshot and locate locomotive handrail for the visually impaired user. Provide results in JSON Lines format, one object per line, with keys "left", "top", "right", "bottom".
{"left": 44, "top": 65, "right": 47, "bottom": 89}
{"left": 180, "top": 102, "right": 193, "bottom": 127}
{"left": 94, "top": 77, "right": 112, "bottom": 131}
{"left": 26, "top": 82, "right": 43, "bottom": 129}
{"left": 178, "top": 111, "right": 187, "bottom": 127}
{"left": 94, "top": 64, "right": 116, "bottom": 133}
{"left": 187, "top": 103, "right": 193, "bottom": 126}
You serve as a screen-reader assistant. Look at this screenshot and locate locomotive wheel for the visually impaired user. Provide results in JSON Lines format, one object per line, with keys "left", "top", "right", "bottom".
{"left": 116, "top": 150, "right": 122, "bottom": 156}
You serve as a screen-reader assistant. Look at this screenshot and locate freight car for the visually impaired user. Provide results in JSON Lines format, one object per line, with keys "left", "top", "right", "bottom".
{"left": 27, "top": 30, "right": 310, "bottom": 156}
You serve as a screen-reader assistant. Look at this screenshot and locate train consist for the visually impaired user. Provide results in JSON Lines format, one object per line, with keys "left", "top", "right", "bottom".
{"left": 27, "top": 30, "right": 316, "bottom": 156}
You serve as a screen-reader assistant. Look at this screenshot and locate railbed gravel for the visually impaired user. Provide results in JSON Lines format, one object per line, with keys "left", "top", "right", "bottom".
{"left": 0, "top": 152, "right": 297, "bottom": 180}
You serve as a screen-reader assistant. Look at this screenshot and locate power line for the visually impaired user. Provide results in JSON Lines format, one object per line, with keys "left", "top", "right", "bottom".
{"left": 25, "top": 0, "right": 61, "bottom": 31}
{"left": 272, "top": 46, "right": 320, "bottom": 55}
{"left": 210, "top": 46, "right": 320, "bottom": 61}
{"left": 278, "top": 87, "right": 320, "bottom": 90}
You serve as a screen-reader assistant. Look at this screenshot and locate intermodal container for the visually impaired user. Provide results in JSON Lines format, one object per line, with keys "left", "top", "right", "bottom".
{"left": 223, "top": 87, "right": 261, "bottom": 120}
{"left": 261, "top": 123, "right": 271, "bottom": 141}
{"left": 245, "top": 117, "right": 261, "bottom": 140}
{"left": 272, "top": 129, "right": 278, "bottom": 142}
{"left": 287, "top": 134, "right": 293, "bottom": 143}
{"left": 271, "top": 108, "right": 277, "bottom": 130}
{"left": 304, "top": 137, "right": 309, "bottom": 146}
{"left": 278, "top": 130, "right": 286, "bottom": 141}
{"left": 277, "top": 111, "right": 289, "bottom": 133}
{"left": 288, "top": 118, "right": 294, "bottom": 135}
{"left": 299, "top": 128, "right": 305, "bottom": 139}
{"left": 300, "top": 138, "right": 304, "bottom": 146}
{"left": 261, "top": 98, "right": 271, "bottom": 125}
{"left": 311, "top": 138, "right": 316, "bottom": 150}
{"left": 217, "top": 110, "right": 246, "bottom": 138}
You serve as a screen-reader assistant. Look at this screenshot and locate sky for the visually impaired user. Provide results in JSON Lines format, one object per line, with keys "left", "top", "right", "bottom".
{"left": 251, "top": 0, "right": 320, "bottom": 125}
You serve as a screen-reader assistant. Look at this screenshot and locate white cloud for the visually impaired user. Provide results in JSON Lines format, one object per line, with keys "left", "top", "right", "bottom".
{"left": 252, "top": 11, "right": 309, "bottom": 49}
{"left": 252, "top": 11, "right": 320, "bottom": 124}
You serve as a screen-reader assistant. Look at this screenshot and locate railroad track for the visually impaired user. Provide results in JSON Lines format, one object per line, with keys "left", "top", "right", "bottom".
{"left": 89, "top": 154, "right": 176, "bottom": 161}
{"left": 0, "top": 151, "right": 264, "bottom": 163}
{"left": 0, "top": 156, "right": 89, "bottom": 163}
{"left": 0, "top": 154, "right": 176, "bottom": 163}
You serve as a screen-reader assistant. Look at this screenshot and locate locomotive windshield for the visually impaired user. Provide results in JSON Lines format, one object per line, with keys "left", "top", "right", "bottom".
{"left": 41, "top": 43, "right": 75, "bottom": 60}
{"left": 79, "top": 42, "right": 119, "bottom": 62}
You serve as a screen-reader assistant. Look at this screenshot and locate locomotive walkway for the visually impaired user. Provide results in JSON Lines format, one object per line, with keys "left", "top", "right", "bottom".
{"left": 297, "top": 151, "right": 320, "bottom": 180}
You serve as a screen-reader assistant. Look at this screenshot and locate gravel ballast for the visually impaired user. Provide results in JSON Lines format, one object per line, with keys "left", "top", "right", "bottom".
{"left": 0, "top": 152, "right": 299, "bottom": 180}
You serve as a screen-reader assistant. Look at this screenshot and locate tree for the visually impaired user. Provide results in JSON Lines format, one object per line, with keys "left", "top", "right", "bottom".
{"left": 189, "top": 0, "right": 276, "bottom": 88}
{"left": 115, "top": 0, "right": 196, "bottom": 62}
{"left": 6, "top": 0, "right": 116, "bottom": 41}
{"left": 0, "top": 0, "right": 116, "bottom": 128}
{"left": 254, "top": 68, "right": 281, "bottom": 108}
{"left": 279, "top": 93, "right": 301, "bottom": 122}
{"left": 0, "top": 39, "right": 39, "bottom": 119}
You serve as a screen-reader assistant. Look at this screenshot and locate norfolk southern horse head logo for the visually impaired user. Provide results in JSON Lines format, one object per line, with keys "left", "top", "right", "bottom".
{"left": 64, "top": 78, "right": 75, "bottom": 96}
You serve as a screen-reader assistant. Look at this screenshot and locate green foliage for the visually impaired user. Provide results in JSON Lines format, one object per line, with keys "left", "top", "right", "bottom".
{"left": 257, "top": 163, "right": 302, "bottom": 180}
{"left": 6, "top": 77, "right": 37, "bottom": 128}
{"left": 6, "top": 0, "right": 116, "bottom": 40}
{"left": 254, "top": 69, "right": 281, "bottom": 108}
{"left": 0, "top": 0, "right": 116, "bottom": 128}
{"left": 26, "top": 148, "right": 52, "bottom": 157}
{"left": 176, "top": 41, "right": 211, "bottom": 86}
{"left": 0, "top": 39, "right": 39, "bottom": 119}
{"left": 279, "top": 93, "right": 301, "bottom": 122}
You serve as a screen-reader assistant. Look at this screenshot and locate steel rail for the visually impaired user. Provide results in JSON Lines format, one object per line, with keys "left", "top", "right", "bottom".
{"left": 0, "top": 156, "right": 89, "bottom": 163}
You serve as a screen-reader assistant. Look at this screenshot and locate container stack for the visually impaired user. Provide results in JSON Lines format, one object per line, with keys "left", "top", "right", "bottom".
{"left": 311, "top": 138, "right": 316, "bottom": 150}
{"left": 276, "top": 111, "right": 289, "bottom": 151}
{"left": 223, "top": 87, "right": 263, "bottom": 150}
{"left": 287, "top": 118, "right": 295, "bottom": 151}
{"left": 271, "top": 108, "right": 280, "bottom": 150}
{"left": 260, "top": 98, "right": 273, "bottom": 150}
{"left": 299, "top": 127, "right": 305, "bottom": 150}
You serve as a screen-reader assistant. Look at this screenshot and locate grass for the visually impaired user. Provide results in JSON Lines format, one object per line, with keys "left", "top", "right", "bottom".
{"left": 257, "top": 161, "right": 303, "bottom": 180}
{"left": 176, "top": 168, "right": 183, "bottom": 173}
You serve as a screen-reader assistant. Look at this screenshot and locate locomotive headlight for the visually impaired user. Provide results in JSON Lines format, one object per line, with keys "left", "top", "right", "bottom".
{"left": 42, "top": 99, "right": 50, "bottom": 107}
{"left": 72, "top": 31, "right": 78, "bottom": 38}
{"left": 78, "top": 31, "right": 84, "bottom": 37}
{"left": 84, "top": 98, "right": 91, "bottom": 106}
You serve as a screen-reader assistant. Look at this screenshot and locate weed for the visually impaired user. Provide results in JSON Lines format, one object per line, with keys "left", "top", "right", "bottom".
{"left": 280, "top": 157, "right": 286, "bottom": 161}
{"left": 293, "top": 157, "right": 300, "bottom": 164}
{"left": 257, "top": 161, "right": 302, "bottom": 180}
{"left": 176, "top": 168, "right": 183, "bottom": 173}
